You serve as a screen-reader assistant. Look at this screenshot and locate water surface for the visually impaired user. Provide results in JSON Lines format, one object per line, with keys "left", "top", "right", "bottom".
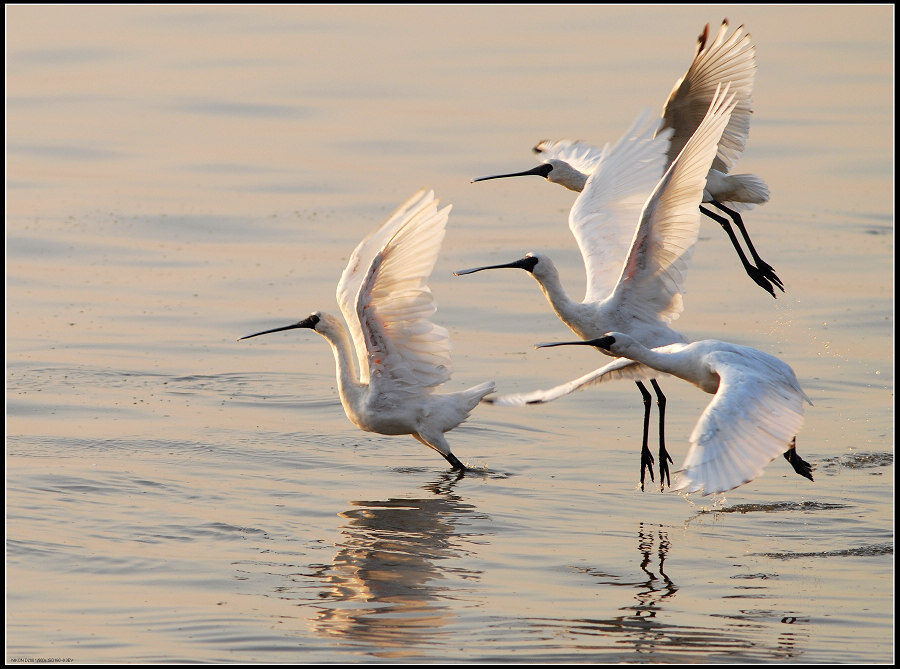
{"left": 6, "top": 5, "right": 893, "bottom": 663}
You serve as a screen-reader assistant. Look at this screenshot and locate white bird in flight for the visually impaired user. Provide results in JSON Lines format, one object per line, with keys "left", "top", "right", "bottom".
{"left": 492, "top": 331, "right": 814, "bottom": 495}
{"left": 456, "top": 83, "right": 737, "bottom": 491}
{"left": 473, "top": 20, "right": 783, "bottom": 298}
{"left": 241, "top": 189, "right": 495, "bottom": 471}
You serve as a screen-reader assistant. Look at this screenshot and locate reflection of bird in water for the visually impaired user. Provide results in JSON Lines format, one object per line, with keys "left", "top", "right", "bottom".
{"left": 776, "top": 615, "right": 809, "bottom": 660}
{"left": 561, "top": 524, "right": 811, "bottom": 659}
{"left": 309, "top": 472, "right": 486, "bottom": 657}
{"left": 633, "top": 524, "right": 678, "bottom": 621}
{"left": 547, "top": 523, "right": 679, "bottom": 656}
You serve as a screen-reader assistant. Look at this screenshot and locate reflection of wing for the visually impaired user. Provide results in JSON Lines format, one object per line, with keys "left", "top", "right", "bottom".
{"left": 569, "top": 108, "right": 673, "bottom": 303}
{"left": 661, "top": 20, "right": 757, "bottom": 174}
{"left": 532, "top": 138, "right": 609, "bottom": 177}
{"left": 675, "top": 348, "right": 811, "bottom": 494}
{"left": 610, "top": 85, "right": 735, "bottom": 325}
{"left": 336, "top": 189, "right": 437, "bottom": 383}
{"left": 312, "top": 493, "right": 481, "bottom": 649}
{"left": 489, "top": 357, "right": 660, "bottom": 407}
{"left": 353, "top": 190, "right": 454, "bottom": 393}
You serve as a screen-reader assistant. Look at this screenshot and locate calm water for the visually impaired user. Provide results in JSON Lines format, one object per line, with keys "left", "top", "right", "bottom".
{"left": 6, "top": 5, "right": 893, "bottom": 663}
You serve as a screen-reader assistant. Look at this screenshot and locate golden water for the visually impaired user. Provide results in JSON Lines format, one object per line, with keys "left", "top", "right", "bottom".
{"left": 7, "top": 5, "right": 892, "bottom": 662}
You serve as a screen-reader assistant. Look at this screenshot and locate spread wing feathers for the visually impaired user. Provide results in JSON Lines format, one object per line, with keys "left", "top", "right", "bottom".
{"left": 674, "top": 349, "right": 811, "bottom": 495}
{"left": 336, "top": 188, "right": 438, "bottom": 381}
{"left": 488, "top": 356, "right": 662, "bottom": 407}
{"left": 661, "top": 20, "right": 757, "bottom": 174}
{"left": 353, "top": 191, "right": 454, "bottom": 392}
{"left": 568, "top": 108, "right": 674, "bottom": 304}
{"left": 611, "top": 85, "right": 736, "bottom": 325}
{"left": 532, "top": 138, "right": 609, "bottom": 177}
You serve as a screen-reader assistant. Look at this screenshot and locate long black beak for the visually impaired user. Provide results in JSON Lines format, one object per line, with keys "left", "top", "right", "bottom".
{"left": 536, "top": 336, "right": 616, "bottom": 351}
{"left": 471, "top": 163, "right": 552, "bottom": 183}
{"left": 454, "top": 255, "right": 537, "bottom": 277}
{"left": 239, "top": 314, "right": 319, "bottom": 341}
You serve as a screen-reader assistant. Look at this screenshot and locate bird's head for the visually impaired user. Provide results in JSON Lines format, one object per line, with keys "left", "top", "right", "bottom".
{"left": 471, "top": 159, "right": 586, "bottom": 192}
{"left": 471, "top": 162, "right": 553, "bottom": 185}
{"left": 453, "top": 252, "right": 541, "bottom": 277}
{"left": 536, "top": 332, "right": 624, "bottom": 355}
{"left": 239, "top": 312, "right": 324, "bottom": 341}
{"left": 541, "top": 159, "right": 589, "bottom": 191}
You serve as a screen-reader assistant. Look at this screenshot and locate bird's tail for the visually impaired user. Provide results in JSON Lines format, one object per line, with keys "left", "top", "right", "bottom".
{"left": 458, "top": 381, "right": 496, "bottom": 414}
{"left": 439, "top": 380, "right": 496, "bottom": 433}
{"left": 721, "top": 173, "right": 770, "bottom": 209}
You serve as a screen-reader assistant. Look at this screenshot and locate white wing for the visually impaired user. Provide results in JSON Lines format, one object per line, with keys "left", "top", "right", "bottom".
{"left": 356, "top": 192, "right": 453, "bottom": 394}
{"left": 610, "top": 84, "right": 736, "bottom": 325}
{"left": 661, "top": 20, "right": 757, "bottom": 174}
{"left": 674, "top": 347, "right": 811, "bottom": 494}
{"left": 532, "top": 138, "right": 608, "bottom": 177}
{"left": 489, "top": 357, "right": 661, "bottom": 407}
{"left": 569, "top": 108, "right": 674, "bottom": 304}
{"left": 336, "top": 189, "right": 437, "bottom": 381}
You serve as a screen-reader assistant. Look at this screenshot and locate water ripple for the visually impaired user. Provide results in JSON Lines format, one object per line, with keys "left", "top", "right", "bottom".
{"left": 695, "top": 501, "right": 851, "bottom": 515}
{"left": 756, "top": 542, "right": 893, "bottom": 560}
{"left": 818, "top": 450, "right": 893, "bottom": 473}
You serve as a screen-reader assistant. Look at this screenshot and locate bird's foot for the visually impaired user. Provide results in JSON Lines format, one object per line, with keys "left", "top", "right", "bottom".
{"left": 659, "top": 448, "right": 674, "bottom": 491}
{"left": 640, "top": 446, "right": 655, "bottom": 492}
{"left": 745, "top": 265, "right": 780, "bottom": 298}
{"left": 783, "top": 444, "right": 814, "bottom": 482}
{"left": 756, "top": 259, "right": 785, "bottom": 292}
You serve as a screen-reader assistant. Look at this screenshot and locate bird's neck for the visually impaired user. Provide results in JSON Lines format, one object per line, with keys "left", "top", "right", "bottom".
{"left": 620, "top": 341, "right": 713, "bottom": 393}
{"left": 557, "top": 172, "right": 588, "bottom": 192}
{"left": 317, "top": 324, "right": 367, "bottom": 411}
{"left": 532, "top": 273, "right": 593, "bottom": 336}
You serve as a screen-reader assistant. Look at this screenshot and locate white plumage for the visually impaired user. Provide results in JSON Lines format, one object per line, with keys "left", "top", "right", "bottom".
{"left": 491, "top": 332, "right": 815, "bottom": 496}
{"left": 473, "top": 20, "right": 782, "bottom": 298}
{"left": 457, "top": 84, "right": 737, "bottom": 489}
{"left": 241, "top": 189, "right": 494, "bottom": 470}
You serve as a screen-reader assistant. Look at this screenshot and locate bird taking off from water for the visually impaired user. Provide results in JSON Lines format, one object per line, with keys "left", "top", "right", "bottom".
{"left": 241, "top": 189, "right": 495, "bottom": 471}
{"left": 457, "top": 84, "right": 737, "bottom": 491}
{"left": 473, "top": 20, "right": 782, "bottom": 298}
{"left": 491, "top": 331, "right": 814, "bottom": 495}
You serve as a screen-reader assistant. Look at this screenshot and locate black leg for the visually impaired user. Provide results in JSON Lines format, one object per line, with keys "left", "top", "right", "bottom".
{"left": 700, "top": 205, "right": 781, "bottom": 298}
{"left": 444, "top": 451, "right": 469, "bottom": 471}
{"left": 709, "top": 200, "right": 784, "bottom": 292}
{"left": 783, "top": 437, "right": 814, "bottom": 481}
{"left": 636, "top": 381, "right": 655, "bottom": 491}
{"left": 650, "top": 379, "right": 672, "bottom": 490}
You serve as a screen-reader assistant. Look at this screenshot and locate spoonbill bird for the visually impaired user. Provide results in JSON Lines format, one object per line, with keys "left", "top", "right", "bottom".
{"left": 456, "top": 84, "right": 736, "bottom": 491}
{"left": 241, "top": 189, "right": 495, "bottom": 471}
{"left": 491, "top": 332, "right": 814, "bottom": 495}
{"left": 473, "top": 20, "right": 783, "bottom": 298}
